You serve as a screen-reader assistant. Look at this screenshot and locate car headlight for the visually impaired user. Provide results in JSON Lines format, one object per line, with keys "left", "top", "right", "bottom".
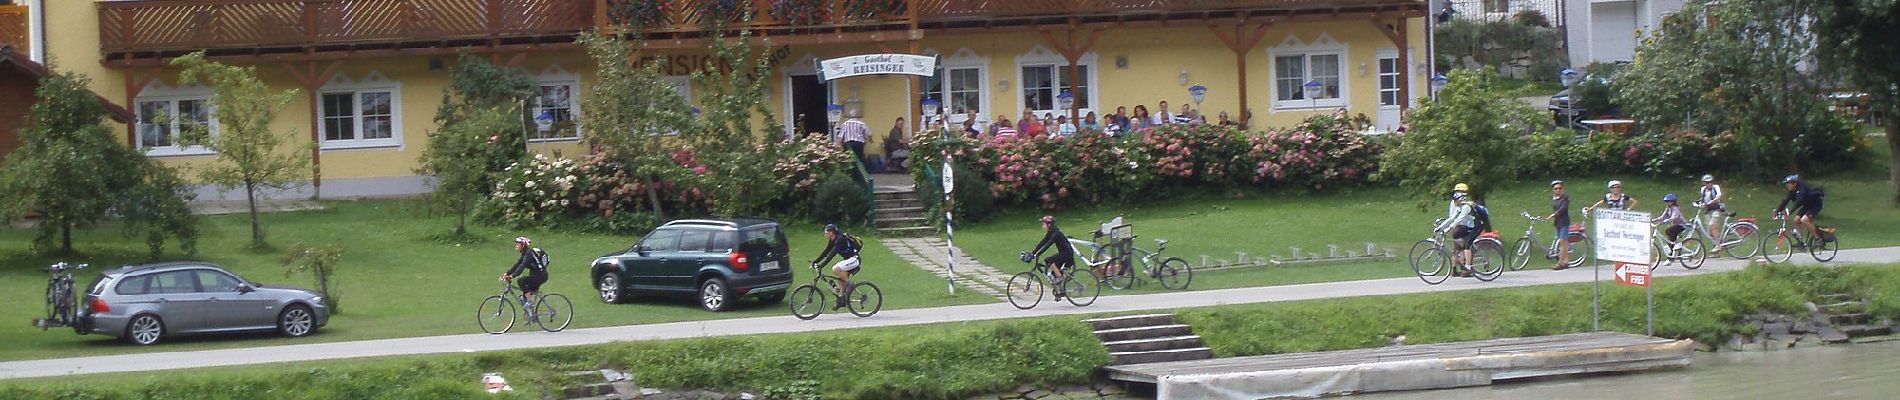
{"left": 310, "top": 296, "right": 324, "bottom": 305}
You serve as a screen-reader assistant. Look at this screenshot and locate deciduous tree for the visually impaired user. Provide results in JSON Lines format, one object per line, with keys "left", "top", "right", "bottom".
{"left": 172, "top": 52, "right": 309, "bottom": 248}
{"left": 1809, "top": 0, "right": 1900, "bottom": 203}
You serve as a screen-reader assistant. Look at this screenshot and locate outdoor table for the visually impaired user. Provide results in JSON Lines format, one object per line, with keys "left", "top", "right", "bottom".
{"left": 1579, "top": 119, "right": 1637, "bottom": 137}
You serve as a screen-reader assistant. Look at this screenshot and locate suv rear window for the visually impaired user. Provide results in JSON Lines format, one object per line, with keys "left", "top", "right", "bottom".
{"left": 739, "top": 225, "right": 787, "bottom": 251}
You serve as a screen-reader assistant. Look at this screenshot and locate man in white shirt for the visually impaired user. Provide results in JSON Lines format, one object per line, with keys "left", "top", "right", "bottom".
{"left": 838, "top": 109, "right": 870, "bottom": 167}
{"left": 1153, "top": 101, "right": 1174, "bottom": 126}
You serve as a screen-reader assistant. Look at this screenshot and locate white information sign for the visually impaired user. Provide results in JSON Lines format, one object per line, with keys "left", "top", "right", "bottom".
{"left": 816, "top": 54, "right": 938, "bottom": 81}
{"left": 941, "top": 160, "right": 954, "bottom": 194}
{"left": 1593, "top": 209, "right": 1653, "bottom": 264}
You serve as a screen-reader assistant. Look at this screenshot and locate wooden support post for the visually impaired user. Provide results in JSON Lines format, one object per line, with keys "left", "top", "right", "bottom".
{"left": 1371, "top": 18, "right": 1410, "bottom": 112}
{"left": 121, "top": 67, "right": 164, "bottom": 148}
{"left": 1210, "top": 21, "right": 1272, "bottom": 128}
{"left": 282, "top": 60, "right": 344, "bottom": 197}
{"left": 1038, "top": 23, "right": 1102, "bottom": 124}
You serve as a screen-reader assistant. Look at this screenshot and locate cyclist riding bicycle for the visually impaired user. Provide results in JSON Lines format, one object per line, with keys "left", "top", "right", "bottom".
{"left": 1653, "top": 194, "right": 1689, "bottom": 250}
{"left": 811, "top": 224, "right": 862, "bottom": 310}
{"left": 499, "top": 236, "right": 550, "bottom": 307}
{"left": 1584, "top": 180, "right": 1639, "bottom": 213}
{"left": 1775, "top": 175, "right": 1826, "bottom": 243}
{"left": 1032, "top": 215, "right": 1078, "bottom": 299}
{"left": 1696, "top": 174, "right": 1726, "bottom": 245}
{"left": 1434, "top": 184, "right": 1478, "bottom": 270}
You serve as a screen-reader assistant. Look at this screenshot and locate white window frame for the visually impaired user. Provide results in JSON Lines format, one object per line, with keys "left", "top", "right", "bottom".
{"left": 1015, "top": 46, "right": 1099, "bottom": 120}
{"left": 133, "top": 82, "right": 217, "bottom": 157}
{"left": 921, "top": 48, "right": 991, "bottom": 126}
{"left": 1375, "top": 48, "right": 1418, "bottom": 109}
{"left": 531, "top": 66, "right": 584, "bottom": 142}
{"left": 1268, "top": 33, "right": 1350, "bottom": 110}
{"left": 317, "top": 73, "right": 403, "bottom": 150}
{"left": 661, "top": 75, "right": 692, "bottom": 136}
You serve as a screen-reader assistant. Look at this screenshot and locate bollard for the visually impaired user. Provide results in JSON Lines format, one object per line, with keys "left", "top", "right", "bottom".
{"left": 1200, "top": 255, "right": 1212, "bottom": 268}
{"left": 1290, "top": 247, "right": 1302, "bottom": 259}
{"left": 1328, "top": 244, "right": 1340, "bottom": 258}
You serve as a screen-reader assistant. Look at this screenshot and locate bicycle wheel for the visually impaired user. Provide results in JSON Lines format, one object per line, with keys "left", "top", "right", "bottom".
{"left": 1722, "top": 222, "right": 1761, "bottom": 260}
{"left": 1471, "top": 239, "right": 1506, "bottom": 281}
{"left": 1811, "top": 232, "right": 1839, "bottom": 262}
{"left": 1411, "top": 243, "right": 1451, "bottom": 285}
{"left": 44, "top": 282, "right": 62, "bottom": 326}
{"left": 1766, "top": 231, "right": 1796, "bottom": 264}
{"left": 847, "top": 282, "right": 884, "bottom": 317}
{"left": 789, "top": 285, "right": 825, "bottom": 320}
{"left": 1156, "top": 257, "right": 1192, "bottom": 290}
{"left": 1062, "top": 268, "right": 1100, "bottom": 307}
{"left": 1509, "top": 237, "right": 1535, "bottom": 271}
{"left": 1005, "top": 272, "right": 1044, "bottom": 310}
{"left": 1679, "top": 238, "right": 1707, "bottom": 270}
{"left": 477, "top": 295, "right": 516, "bottom": 334}
{"left": 531, "top": 293, "right": 573, "bottom": 332}
{"left": 1566, "top": 235, "right": 1593, "bottom": 269}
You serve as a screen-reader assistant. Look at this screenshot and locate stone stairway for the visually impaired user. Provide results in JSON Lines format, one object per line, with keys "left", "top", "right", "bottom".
{"left": 1084, "top": 314, "right": 1215, "bottom": 365}
{"left": 881, "top": 237, "right": 1014, "bottom": 299}
{"left": 873, "top": 189, "right": 934, "bottom": 237}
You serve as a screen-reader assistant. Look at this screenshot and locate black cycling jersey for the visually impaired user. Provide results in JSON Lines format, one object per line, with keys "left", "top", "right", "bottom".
{"left": 1776, "top": 183, "right": 1823, "bottom": 215}
{"left": 812, "top": 234, "right": 860, "bottom": 266}
{"left": 1033, "top": 226, "right": 1075, "bottom": 258}
{"left": 506, "top": 248, "right": 548, "bottom": 278}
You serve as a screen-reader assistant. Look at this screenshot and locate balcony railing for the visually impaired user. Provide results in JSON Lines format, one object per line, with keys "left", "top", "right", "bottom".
{"left": 98, "top": 0, "right": 1420, "bottom": 59}
{"left": 1, "top": 5, "right": 28, "bottom": 55}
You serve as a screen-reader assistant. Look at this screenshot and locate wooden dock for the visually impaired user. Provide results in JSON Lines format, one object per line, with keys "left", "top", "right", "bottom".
{"left": 1103, "top": 332, "right": 1694, "bottom": 399}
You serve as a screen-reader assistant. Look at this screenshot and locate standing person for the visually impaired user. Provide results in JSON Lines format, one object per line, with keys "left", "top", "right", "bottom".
{"left": 885, "top": 117, "right": 910, "bottom": 173}
{"left": 838, "top": 109, "right": 870, "bottom": 167}
{"left": 1696, "top": 174, "right": 1725, "bottom": 243}
{"left": 1584, "top": 180, "right": 1639, "bottom": 213}
{"left": 1153, "top": 101, "right": 1175, "bottom": 126}
{"left": 1775, "top": 175, "right": 1825, "bottom": 242}
{"left": 499, "top": 237, "right": 549, "bottom": 309}
{"left": 1081, "top": 112, "right": 1101, "bottom": 131}
{"left": 810, "top": 224, "right": 863, "bottom": 310}
{"left": 1131, "top": 105, "right": 1154, "bottom": 131}
{"left": 1548, "top": 181, "right": 1574, "bottom": 270}
{"left": 1031, "top": 215, "right": 1077, "bottom": 301}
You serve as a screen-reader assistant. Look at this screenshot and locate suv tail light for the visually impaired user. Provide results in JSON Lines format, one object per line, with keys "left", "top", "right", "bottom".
{"left": 730, "top": 251, "right": 750, "bottom": 271}
{"left": 89, "top": 297, "right": 110, "bottom": 313}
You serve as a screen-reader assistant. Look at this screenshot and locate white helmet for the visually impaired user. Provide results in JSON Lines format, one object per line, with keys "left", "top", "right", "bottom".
{"left": 1607, "top": 180, "right": 1622, "bottom": 189}
{"left": 514, "top": 236, "right": 531, "bottom": 245}
{"left": 1701, "top": 174, "right": 1715, "bottom": 183}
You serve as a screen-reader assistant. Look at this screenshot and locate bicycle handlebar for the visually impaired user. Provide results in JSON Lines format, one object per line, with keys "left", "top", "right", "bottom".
{"left": 45, "top": 263, "right": 88, "bottom": 273}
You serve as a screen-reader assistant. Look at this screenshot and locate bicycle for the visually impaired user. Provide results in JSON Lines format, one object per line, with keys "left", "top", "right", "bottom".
{"left": 788, "top": 263, "right": 883, "bottom": 320}
{"left": 1647, "top": 225, "right": 1708, "bottom": 270}
{"left": 1510, "top": 212, "right": 1592, "bottom": 271}
{"left": 1688, "top": 202, "right": 1762, "bottom": 260}
{"left": 477, "top": 282, "right": 573, "bottom": 334}
{"left": 1006, "top": 251, "right": 1100, "bottom": 309}
{"left": 34, "top": 262, "right": 87, "bottom": 330}
{"left": 1763, "top": 213, "right": 1838, "bottom": 263}
{"left": 1083, "top": 219, "right": 1192, "bottom": 291}
{"left": 1410, "top": 218, "right": 1506, "bottom": 285}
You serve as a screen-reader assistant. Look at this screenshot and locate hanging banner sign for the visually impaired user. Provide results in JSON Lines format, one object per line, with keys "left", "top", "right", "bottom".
{"left": 816, "top": 54, "right": 937, "bottom": 81}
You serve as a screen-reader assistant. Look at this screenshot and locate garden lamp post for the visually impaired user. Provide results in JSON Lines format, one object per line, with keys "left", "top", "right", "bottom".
{"left": 1189, "top": 84, "right": 1207, "bottom": 109}
{"left": 826, "top": 103, "right": 843, "bottom": 141}
{"left": 1303, "top": 79, "right": 1323, "bottom": 111}
{"left": 1559, "top": 68, "right": 1581, "bottom": 129}
{"left": 921, "top": 97, "right": 942, "bottom": 129}
{"left": 1430, "top": 74, "right": 1449, "bottom": 99}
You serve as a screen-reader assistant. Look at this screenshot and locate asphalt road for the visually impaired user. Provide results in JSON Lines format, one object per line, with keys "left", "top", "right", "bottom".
{"left": 2, "top": 246, "right": 1893, "bottom": 380}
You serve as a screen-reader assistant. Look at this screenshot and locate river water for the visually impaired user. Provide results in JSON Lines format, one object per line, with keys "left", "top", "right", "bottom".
{"left": 1356, "top": 341, "right": 1900, "bottom": 399}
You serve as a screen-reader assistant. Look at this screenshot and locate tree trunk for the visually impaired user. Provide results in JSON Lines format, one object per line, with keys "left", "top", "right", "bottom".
{"left": 456, "top": 205, "right": 469, "bottom": 237}
{"left": 646, "top": 184, "right": 667, "bottom": 221}
{"left": 246, "top": 181, "right": 264, "bottom": 246}
{"left": 60, "top": 220, "right": 72, "bottom": 254}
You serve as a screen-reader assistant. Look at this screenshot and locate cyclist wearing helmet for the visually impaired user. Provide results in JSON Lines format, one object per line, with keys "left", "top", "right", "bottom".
{"left": 1032, "top": 215, "right": 1077, "bottom": 298}
{"left": 1548, "top": 180, "right": 1573, "bottom": 270}
{"left": 500, "top": 237, "right": 550, "bottom": 306}
{"left": 811, "top": 224, "right": 861, "bottom": 310}
{"left": 1434, "top": 184, "right": 1477, "bottom": 270}
{"left": 1584, "top": 180, "right": 1638, "bottom": 213}
{"left": 1697, "top": 174, "right": 1725, "bottom": 243}
{"left": 1775, "top": 175, "right": 1824, "bottom": 242}
{"left": 1653, "top": 194, "right": 1689, "bottom": 249}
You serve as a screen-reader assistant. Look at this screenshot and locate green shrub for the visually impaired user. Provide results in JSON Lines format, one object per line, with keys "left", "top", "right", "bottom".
{"left": 1573, "top": 62, "right": 1625, "bottom": 118}
{"left": 918, "top": 163, "right": 995, "bottom": 224}
{"left": 812, "top": 172, "right": 871, "bottom": 227}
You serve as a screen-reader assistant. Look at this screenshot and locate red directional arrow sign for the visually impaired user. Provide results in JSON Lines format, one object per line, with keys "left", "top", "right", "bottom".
{"left": 1614, "top": 262, "right": 1651, "bottom": 288}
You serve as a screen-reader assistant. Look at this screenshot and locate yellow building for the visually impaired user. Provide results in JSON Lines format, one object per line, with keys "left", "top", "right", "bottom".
{"left": 20, "top": 0, "right": 1426, "bottom": 199}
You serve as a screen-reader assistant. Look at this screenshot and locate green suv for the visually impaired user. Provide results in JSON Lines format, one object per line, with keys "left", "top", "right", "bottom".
{"left": 591, "top": 219, "right": 794, "bottom": 311}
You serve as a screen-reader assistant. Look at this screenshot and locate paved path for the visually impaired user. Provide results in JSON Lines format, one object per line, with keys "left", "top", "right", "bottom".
{"left": 881, "top": 238, "right": 1014, "bottom": 299}
{"left": 4, "top": 247, "right": 1897, "bottom": 380}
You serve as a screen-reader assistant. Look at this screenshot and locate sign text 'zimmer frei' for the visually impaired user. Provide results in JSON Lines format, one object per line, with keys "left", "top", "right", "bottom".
{"left": 817, "top": 54, "right": 938, "bottom": 81}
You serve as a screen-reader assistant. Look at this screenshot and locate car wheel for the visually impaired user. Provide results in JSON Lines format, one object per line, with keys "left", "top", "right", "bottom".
{"left": 597, "top": 273, "right": 624, "bottom": 304}
{"left": 126, "top": 314, "right": 165, "bottom": 346}
{"left": 700, "top": 278, "right": 731, "bottom": 312}
{"left": 279, "top": 305, "right": 315, "bottom": 338}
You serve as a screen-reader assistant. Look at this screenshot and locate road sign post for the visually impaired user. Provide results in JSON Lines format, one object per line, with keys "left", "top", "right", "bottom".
{"left": 1593, "top": 209, "right": 1654, "bottom": 335}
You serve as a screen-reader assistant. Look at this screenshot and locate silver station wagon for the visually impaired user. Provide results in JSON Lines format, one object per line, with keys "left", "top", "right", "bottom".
{"left": 75, "top": 262, "right": 329, "bottom": 345}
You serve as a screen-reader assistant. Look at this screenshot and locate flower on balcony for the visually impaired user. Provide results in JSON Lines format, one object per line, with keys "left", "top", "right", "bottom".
{"left": 611, "top": 0, "right": 673, "bottom": 28}
{"left": 840, "top": 0, "right": 903, "bottom": 19}
{"left": 771, "top": 0, "right": 830, "bottom": 26}
{"left": 698, "top": 0, "right": 747, "bottom": 23}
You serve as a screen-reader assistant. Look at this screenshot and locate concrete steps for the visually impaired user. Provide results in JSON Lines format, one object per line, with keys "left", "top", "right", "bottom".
{"left": 1084, "top": 314, "right": 1213, "bottom": 365}
{"left": 873, "top": 189, "right": 933, "bottom": 237}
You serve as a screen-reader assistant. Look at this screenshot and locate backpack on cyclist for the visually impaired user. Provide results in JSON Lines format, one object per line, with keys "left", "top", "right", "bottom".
{"left": 532, "top": 248, "right": 550, "bottom": 273}
{"left": 844, "top": 234, "right": 863, "bottom": 253}
{"left": 1471, "top": 204, "right": 1494, "bottom": 232}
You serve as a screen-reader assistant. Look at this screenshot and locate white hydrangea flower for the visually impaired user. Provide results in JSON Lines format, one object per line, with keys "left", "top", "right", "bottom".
{"left": 525, "top": 181, "right": 537, "bottom": 188}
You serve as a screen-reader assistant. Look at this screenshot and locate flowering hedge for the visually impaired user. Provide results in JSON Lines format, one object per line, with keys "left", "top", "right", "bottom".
{"left": 486, "top": 154, "right": 579, "bottom": 224}
{"left": 912, "top": 115, "right": 1382, "bottom": 210}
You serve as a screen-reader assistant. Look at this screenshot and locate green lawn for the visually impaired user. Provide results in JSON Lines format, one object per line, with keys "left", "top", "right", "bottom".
{"left": 0, "top": 200, "right": 991, "bottom": 361}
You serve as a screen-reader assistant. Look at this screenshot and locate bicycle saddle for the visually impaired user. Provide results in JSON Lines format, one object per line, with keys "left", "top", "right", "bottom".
{"left": 1154, "top": 239, "right": 1168, "bottom": 246}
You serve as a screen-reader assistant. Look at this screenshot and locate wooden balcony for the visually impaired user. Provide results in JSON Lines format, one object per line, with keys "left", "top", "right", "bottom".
{"left": 97, "top": 0, "right": 1422, "bottom": 65}
{"left": 1, "top": 5, "right": 27, "bottom": 56}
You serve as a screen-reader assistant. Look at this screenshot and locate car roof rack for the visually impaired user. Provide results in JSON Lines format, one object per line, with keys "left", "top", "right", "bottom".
{"left": 663, "top": 219, "right": 741, "bottom": 228}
